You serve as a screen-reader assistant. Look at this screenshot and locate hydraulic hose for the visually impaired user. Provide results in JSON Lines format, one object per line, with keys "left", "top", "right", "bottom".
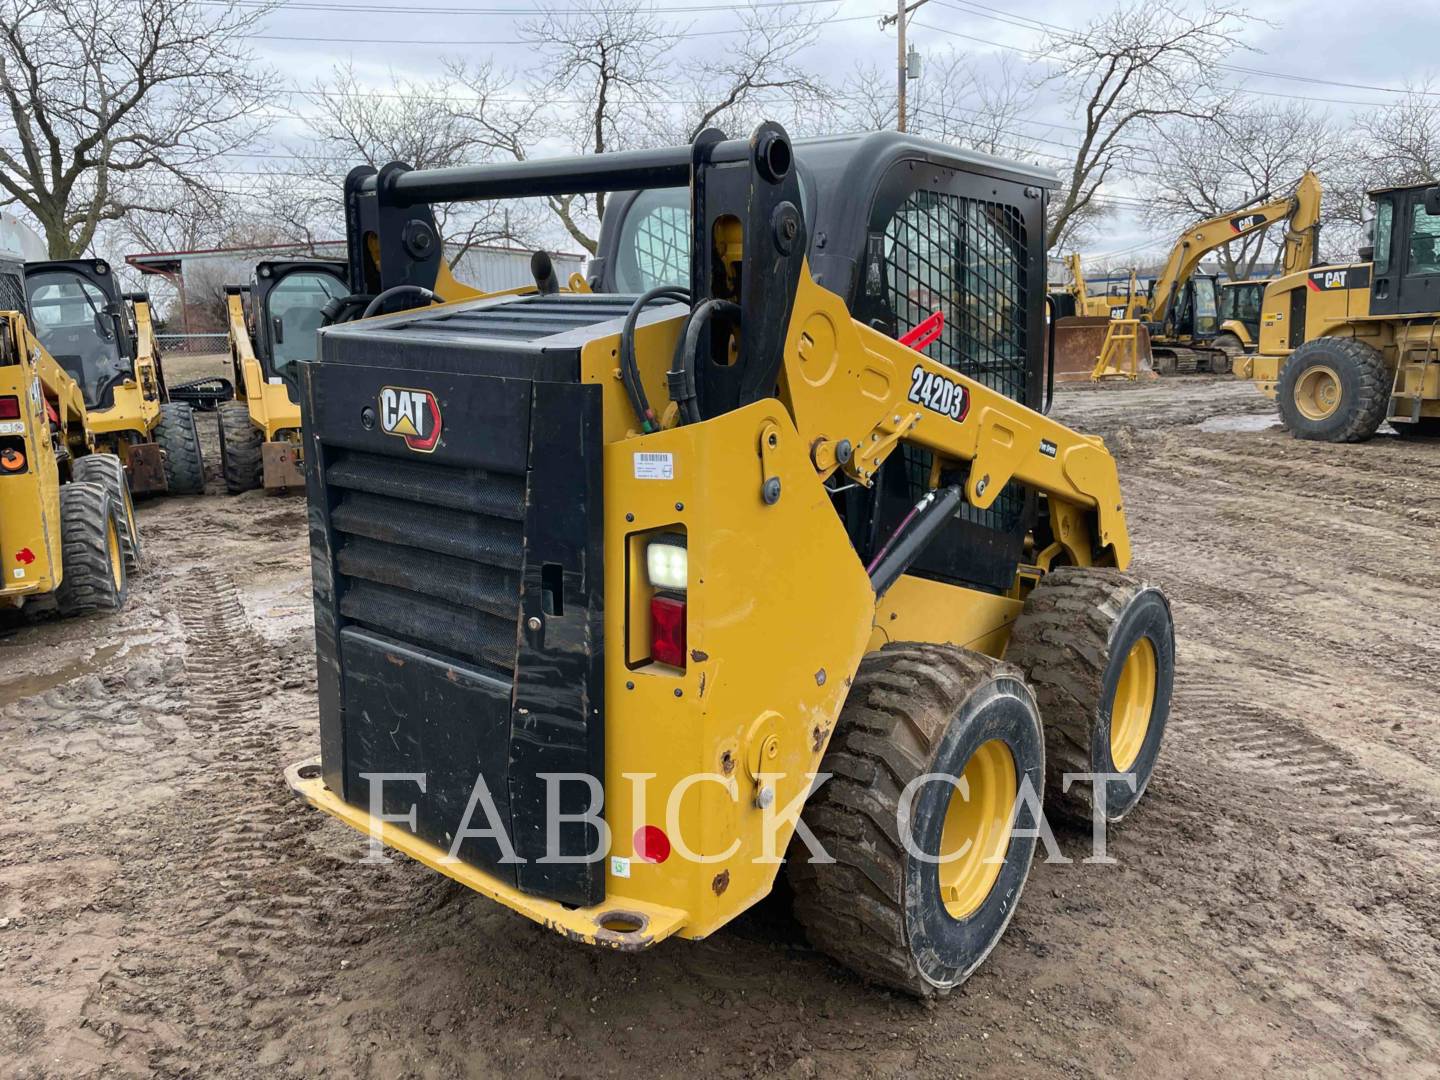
{"left": 671, "top": 298, "right": 740, "bottom": 426}
{"left": 360, "top": 285, "right": 440, "bottom": 320}
{"left": 620, "top": 286, "right": 690, "bottom": 433}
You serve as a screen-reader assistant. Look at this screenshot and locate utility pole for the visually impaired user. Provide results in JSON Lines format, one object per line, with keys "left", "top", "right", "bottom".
{"left": 881, "top": 0, "right": 929, "bottom": 133}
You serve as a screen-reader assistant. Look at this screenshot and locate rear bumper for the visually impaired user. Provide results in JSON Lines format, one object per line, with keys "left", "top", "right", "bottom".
{"left": 261, "top": 441, "right": 304, "bottom": 490}
{"left": 283, "top": 758, "right": 687, "bottom": 951}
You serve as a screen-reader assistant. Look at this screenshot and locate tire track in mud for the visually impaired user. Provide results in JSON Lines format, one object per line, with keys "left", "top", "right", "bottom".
{"left": 1173, "top": 674, "right": 1440, "bottom": 856}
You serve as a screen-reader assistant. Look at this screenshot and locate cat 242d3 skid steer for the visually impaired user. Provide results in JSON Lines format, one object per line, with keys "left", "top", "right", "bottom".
{"left": 285, "top": 124, "right": 1176, "bottom": 997}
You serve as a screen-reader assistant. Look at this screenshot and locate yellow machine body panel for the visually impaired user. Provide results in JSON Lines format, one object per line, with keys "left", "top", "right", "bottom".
{"left": 228, "top": 291, "right": 302, "bottom": 441}
{"left": 0, "top": 313, "right": 85, "bottom": 604}
{"left": 1249, "top": 264, "right": 1378, "bottom": 392}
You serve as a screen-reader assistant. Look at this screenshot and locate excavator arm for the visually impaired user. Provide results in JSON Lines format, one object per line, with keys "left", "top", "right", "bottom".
{"left": 1149, "top": 171, "right": 1323, "bottom": 324}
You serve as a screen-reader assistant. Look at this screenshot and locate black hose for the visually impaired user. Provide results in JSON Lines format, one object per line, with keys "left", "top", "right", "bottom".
{"left": 321, "top": 294, "right": 374, "bottom": 326}
{"left": 672, "top": 298, "right": 739, "bottom": 425}
{"left": 361, "top": 285, "right": 440, "bottom": 320}
{"left": 620, "top": 285, "right": 690, "bottom": 433}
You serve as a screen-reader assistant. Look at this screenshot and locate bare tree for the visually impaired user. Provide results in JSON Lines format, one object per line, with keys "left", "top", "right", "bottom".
{"left": 273, "top": 64, "right": 541, "bottom": 268}
{"left": 516, "top": 1, "right": 675, "bottom": 253}
{"left": 1146, "top": 101, "right": 1339, "bottom": 278}
{"left": 1356, "top": 80, "right": 1440, "bottom": 188}
{"left": 905, "top": 51, "right": 1041, "bottom": 160}
{"left": 1040, "top": 1, "right": 1248, "bottom": 250}
{"left": 0, "top": 0, "right": 274, "bottom": 258}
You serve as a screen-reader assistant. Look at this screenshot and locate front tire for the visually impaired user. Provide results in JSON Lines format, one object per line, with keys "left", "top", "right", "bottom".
{"left": 217, "top": 402, "right": 263, "bottom": 493}
{"left": 55, "top": 482, "right": 128, "bottom": 617}
{"left": 1277, "top": 338, "right": 1390, "bottom": 442}
{"left": 789, "top": 644, "right": 1045, "bottom": 997}
{"left": 154, "top": 402, "right": 205, "bottom": 494}
{"left": 1006, "top": 567, "right": 1174, "bottom": 824}
{"left": 72, "top": 453, "right": 141, "bottom": 573}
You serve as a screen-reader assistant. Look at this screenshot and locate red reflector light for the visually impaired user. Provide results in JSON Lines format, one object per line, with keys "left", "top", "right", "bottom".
{"left": 0, "top": 396, "right": 19, "bottom": 420}
{"left": 650, "top": 594, "right": 686, "bottom": 668}
{"left": 634, "top": 825, "right": 671, "bottom": 864}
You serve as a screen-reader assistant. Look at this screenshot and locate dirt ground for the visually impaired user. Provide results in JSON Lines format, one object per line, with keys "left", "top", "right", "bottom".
{"left": 2, "top": 371, "right": 1438, "bottom": 1079}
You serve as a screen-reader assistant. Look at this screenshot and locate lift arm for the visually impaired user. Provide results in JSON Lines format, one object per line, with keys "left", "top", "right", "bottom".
{"left": 1148, "top": 171, "right": 1323, "bottom": 325}
{"left": 780, "top": 270, "right": 1131, "bottom": 571}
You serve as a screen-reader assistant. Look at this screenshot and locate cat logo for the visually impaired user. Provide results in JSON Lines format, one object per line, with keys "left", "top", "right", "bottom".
{"left": 1230, "top": 212, "right": 1267, "bottom": 234}
{"left": 378, "top": 386, "right": 443, "bottom": 453}
{"left": 1306, "top": 268, "right": 1366, "bottom": 292}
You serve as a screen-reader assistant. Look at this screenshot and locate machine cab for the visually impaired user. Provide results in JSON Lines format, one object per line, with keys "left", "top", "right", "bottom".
{"left": 1150, "top": 273, "right": 1220, "bottom": 342}
{"left": 23, "top": 260, "right": 136, "bottom": 411}
{"left": 1220, "top": 280, "right": 1265, "bottom": 344}
{"left": 249, "top": 260, "right": 349, "bottom": 398}
{"left": 1368, "top": 183, "right": 1440, "bottom": 317}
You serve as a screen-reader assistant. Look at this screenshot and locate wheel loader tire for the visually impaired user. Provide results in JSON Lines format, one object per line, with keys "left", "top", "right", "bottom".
{"left": 54, "top": 482, "right": 127, "bottom": 617}
{"left": 788, "top": 643, "right": 1045, "bottom": 998}
{"left": 217, "top": 402, "right": 263, "bottom": 494}
{"left": 73, "top": 453, "right": 141, "bottom": 574}
{"left": 1392, "top": 417, "right": 1440, "bottom": 438}
{"left": 1277, "top": 338, "right": 1389, "bottom": 443}
{"left": 155, "top": 402, "right": 205, "bottom": 494}
{"left": 1005, "top": 567, "right": 1174, "bottom": 824}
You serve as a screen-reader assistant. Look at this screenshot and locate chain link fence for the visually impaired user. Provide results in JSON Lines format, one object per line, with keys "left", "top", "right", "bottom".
{"left": 157, "top": 332, "right": 228, "bottom": 357}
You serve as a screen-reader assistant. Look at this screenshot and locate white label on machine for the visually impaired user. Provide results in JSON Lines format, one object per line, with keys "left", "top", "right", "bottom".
{"left": 633, "top": 451, "right": 674, "bottom": 480}
{"left": 610, "top": 855, "right": 631, "bottom": 879}
{"left": 0, "top": 420, "right": 23, "bottom": 435}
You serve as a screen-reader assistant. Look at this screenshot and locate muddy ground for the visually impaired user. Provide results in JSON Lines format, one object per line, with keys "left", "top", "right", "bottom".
{"left": 2, "top": 370, "right": 1438, "bottom": 1079}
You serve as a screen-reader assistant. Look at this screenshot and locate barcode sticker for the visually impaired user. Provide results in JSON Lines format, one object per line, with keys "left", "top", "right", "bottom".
{"left": 633, "top": 451, "right": 674, "bottom": 480}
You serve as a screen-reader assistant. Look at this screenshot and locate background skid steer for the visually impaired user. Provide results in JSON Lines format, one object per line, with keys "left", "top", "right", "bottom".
{"left": 219, "top": 260, "right": 349, "bottom": 492}
{"left": 286, "top": 124, "right": 1176, "bottom": 997}
{"left": 24, "top": 260, "right": 203, "bottom": 496}
{"left": 1, "top": 246, "right": 135, "bottom": 619}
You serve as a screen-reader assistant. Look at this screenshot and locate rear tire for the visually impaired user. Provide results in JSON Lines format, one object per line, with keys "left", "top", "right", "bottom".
{"left": 789, "top": 644, "right": 1045, "bottom": 997}
{"left": 217, "top": 402, "right": 263, "bottom": 493}
{"left": 55, "top": 481, "right": 128, "bottom": 617}
{"left": 73, "top": 453, "right": 141, "bottom": 573}
{"left": 1277, "top": 338, "right": 1389, "bottom": 442}
{"left": 155, "top": 402, "right": 205, "bottom": 494}
{"left": 1005, "top": 567, "right": 1174, "bottom": 824}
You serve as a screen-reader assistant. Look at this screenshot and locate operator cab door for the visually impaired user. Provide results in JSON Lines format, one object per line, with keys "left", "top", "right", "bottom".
{"left": 1370, "top": 188, "right": 1440, "bottom": 316}
{"left": 22, "top": 260, "right": 136, "bottom": 411}
{"left": 253, "top": 262, "right": 349, "bottom": 400}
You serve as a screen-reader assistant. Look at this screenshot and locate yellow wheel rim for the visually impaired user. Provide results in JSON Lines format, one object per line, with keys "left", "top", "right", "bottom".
{"left": 1110, "top": 638, "right": 1157, "bottom": 772}
{"left": 1294, "top": 364, "right": 1342, "bottom": 421}
{"left": 106, "top": 516, "right": 123, "bottom": 589}
{"left": 937, "top": 739, "right": 1017, "bottom": 920}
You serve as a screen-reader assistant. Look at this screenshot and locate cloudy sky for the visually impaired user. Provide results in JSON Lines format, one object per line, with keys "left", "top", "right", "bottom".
{"left": 224, "top": 0, "right": 1440, "bottom": 258}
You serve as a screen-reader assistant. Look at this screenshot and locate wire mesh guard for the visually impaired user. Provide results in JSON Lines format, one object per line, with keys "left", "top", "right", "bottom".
{"left": 883, "top": 189, "right": 1030, "bottom": 529}
{"left": 631, "top": 203, "right": 690, "bottom": 290}
{"left": 0, "top": 270, "right": 25, "bottom": 317}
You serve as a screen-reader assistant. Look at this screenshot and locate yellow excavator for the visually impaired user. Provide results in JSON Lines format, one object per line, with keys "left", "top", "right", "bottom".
{"left": 1143, "top": 171, "right": 1323, "bottom": 373}
{"left": 1069, "top": 172, "right": 1323, "bottom": 374}
{"left": 283, "top": 125, "right": 1176, "bottom": 998}
{"left": 1063, "top": 254, "right": 1145, "bottom": 319}
{"left": 1246, "top": 180, "right": 1440, "bottom": 441}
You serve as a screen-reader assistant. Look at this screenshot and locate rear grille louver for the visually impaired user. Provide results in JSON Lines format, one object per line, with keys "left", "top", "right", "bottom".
{"left": 328, "top": 448, "right": 525, "bottom": 676}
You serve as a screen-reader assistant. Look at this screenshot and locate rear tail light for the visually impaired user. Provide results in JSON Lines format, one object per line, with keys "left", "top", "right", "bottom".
{"left": 0, "top": 396, "right": 19, "bottom": 420}
{"left": 650, "top": 594, "right": 686, "bottom": 668}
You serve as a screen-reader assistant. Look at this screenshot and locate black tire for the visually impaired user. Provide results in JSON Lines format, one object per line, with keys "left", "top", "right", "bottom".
{"left": 1006, "top": 567, "right": 1174, "bottom": 824}
{"left": 217, "top": 401, "right": 263, "bottom": 493}
{"left": 72, "top": 453, "right": 141, "bottom": 573}
{"left": 54, "top": 481, "right": 128, "bottom": 617}
{"left": 1277, "top": 338, "right": 1390, "bottom": 443}
{"left": 154, "top": 402, "right": 205, "bottom": 494}
{"left": 1391, "top": 417, "right": 1440, "bottom": 438}
{"left": 789, "top": 644, "right": 1045, "bottom": 997}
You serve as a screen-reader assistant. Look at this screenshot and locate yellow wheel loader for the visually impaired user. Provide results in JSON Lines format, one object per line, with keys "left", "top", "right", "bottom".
{"left": 1247, "top": 182, "right": 1440, "bottom": 441}
{"left": 284, "top": 125, "right": 1176, "bottom": 997}
{"left": 0, "top": 251, "right": 135, "bottom": 619}
{"left": 24, "top": 260, "right": 204, "bottom": 495}
{"left": 218, "top": 260, "right": 350, "bottom": 492}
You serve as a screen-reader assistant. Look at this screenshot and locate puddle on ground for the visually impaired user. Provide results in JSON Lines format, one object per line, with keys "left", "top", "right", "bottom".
{"left": 0, "top": 641, "right": 135, "bottom": 705}
{"left": 1198, "top": 413, "right": 1281, "bottom": 433}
